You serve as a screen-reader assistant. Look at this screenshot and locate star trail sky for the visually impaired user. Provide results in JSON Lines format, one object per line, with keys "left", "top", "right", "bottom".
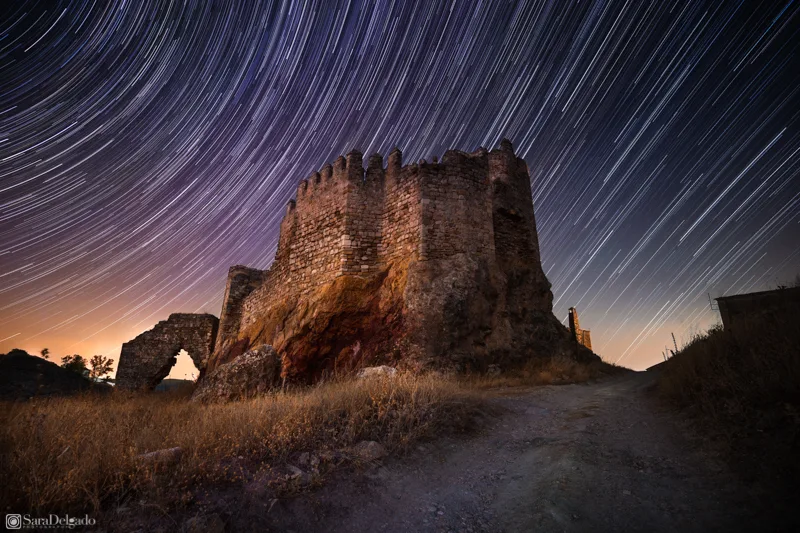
{"left": 1, "top": 0, "right": 799, "bottom": 372}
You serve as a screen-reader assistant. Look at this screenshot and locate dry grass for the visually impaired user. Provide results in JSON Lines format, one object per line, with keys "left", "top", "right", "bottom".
{"left": 0, "top": 373, "right": 481, "bottom": 514}
{"left": 658, "top": 314, "right": 800, "bottom": 487}
{"left": 462, "top": 355, "right": 627, "bottom": 389}
{"left": 0, "top": 356, "right": 612, "bottom": 515}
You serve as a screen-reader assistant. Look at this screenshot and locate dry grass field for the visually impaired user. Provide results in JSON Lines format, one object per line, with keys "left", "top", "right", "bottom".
{"left": 0, "top": 357, "right": 618, "bottom": 515}
{"left": 0, "top": 374, "right": 476, "bottom": 513}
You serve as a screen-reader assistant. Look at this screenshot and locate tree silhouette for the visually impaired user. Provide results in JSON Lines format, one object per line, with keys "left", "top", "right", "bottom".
{"left": 88, "top": 355, "right": 114, "bottom": 382}
{"left": 40, "top": 348, "right": 50, "bottom": 360}
{"left": 61, "top": 355, "right": 88, "bottom": 377}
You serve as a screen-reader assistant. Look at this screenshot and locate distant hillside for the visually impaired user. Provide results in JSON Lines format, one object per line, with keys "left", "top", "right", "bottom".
{"left": 0, "top": 349, "right": 109, "bottom": 400}
{"left": 155, "top": 378, "right": 195, "bottom": 392}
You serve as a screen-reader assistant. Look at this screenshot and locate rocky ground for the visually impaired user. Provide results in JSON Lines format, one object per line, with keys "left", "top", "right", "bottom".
{"left": 132, "top": 371, "right": 793, "bottom": 532}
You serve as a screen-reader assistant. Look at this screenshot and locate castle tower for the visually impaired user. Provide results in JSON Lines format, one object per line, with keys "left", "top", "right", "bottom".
{"left": 569, "top": 307, "right": 580, "bottom": 336}
{"left": 569, "top": 307, "right": 592, "bottom": 351}
{"left": 202, "top": 141, "right": 596, "bottom": 381}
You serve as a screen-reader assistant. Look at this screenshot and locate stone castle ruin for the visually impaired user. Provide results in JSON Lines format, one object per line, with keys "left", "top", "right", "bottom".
{"left": 116, "top": 139, "right": 597, "bottom": 390}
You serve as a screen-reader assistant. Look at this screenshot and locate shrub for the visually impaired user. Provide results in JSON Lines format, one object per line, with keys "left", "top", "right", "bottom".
{"left": 658, "top": 314, "right": 800, "bottom": 488}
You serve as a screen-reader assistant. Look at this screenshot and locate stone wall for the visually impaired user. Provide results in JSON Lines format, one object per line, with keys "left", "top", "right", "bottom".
{"left": 381, "top": 149, "right": 423, "bottom": 263}
{"left": 576, "top": 329, "right": 593, "bottom": 351}
{"left": 342, "top": 151, "right": 384, "bottom": 275}
{"left": 215, "top": 266, "right": 263, "bottom": 357}
{"left": 116, "top": 313, "right": 218, "bottom": 390}
{"left": 275, "top": 158, "right": 350, "bottom": 292}
{"left": 237, "top": 153, "right": 374, "bottom": 335}
{"left": 419, "top": 150, "right": 495, "bottom": 261}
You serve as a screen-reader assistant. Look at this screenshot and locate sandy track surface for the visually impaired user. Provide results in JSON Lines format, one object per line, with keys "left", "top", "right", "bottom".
{"left": 253, "top": 371, "right": 788, "bottom": 532}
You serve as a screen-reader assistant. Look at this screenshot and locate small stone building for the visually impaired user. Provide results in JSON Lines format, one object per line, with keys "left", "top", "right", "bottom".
{"left": 716, "top": 286, "right": 800, "bottom": 333}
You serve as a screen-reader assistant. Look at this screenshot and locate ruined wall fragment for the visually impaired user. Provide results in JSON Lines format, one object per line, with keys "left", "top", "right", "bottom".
{"left": 116, "top": 313, "right": 218, "bottom": 390}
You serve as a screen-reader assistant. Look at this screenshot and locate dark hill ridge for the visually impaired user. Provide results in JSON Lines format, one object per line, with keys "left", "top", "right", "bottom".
{"left": 155, "top": 378, "right": 194, "bottom": 392}
{"left": 0, "top": 349, "right": 109, "bottom": 400}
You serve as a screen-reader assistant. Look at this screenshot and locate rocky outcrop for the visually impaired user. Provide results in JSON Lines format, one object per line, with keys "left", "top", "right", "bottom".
{"left": 207, "top": 140, "right": 599, "bottom": 383}
{"left": 116, "top": 313, "right": 218, "bottom": 390}
{"left": 191, "top": 344, "right": 281, "bottom": 402}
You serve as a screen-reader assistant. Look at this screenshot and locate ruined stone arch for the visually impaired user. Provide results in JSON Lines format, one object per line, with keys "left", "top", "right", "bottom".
{"left": 116, "top": 313, "right": 218, "bottom": 390}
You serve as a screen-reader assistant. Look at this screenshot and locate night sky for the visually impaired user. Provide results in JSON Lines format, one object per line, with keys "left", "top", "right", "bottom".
{"left": 1, "top": 1, "right": 798, "bottom": 373}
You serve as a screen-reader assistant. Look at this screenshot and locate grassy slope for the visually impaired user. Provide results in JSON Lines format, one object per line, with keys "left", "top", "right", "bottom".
{"left": 658, "top": 313, "right": 800, "bottom": 497}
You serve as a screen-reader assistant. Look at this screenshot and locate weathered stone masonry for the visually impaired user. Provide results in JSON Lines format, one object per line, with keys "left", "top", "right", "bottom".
{"left": 206, "top": 139, "right": 596, "bottom": 381}
{"left": 569, "top": 307, "right": 593, "bottom": 351}
{"left": 214, "top": 266, "right": 264, "bottom": 365}
{"left": 116, "top": 313, "right": 218, "bottom": 390}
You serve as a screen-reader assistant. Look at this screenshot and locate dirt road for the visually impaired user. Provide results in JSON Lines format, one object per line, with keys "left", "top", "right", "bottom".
{"left": 257, "top": 371, "right": 786, "bottom": 532}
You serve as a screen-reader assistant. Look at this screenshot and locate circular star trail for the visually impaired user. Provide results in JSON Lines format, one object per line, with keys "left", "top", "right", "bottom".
{"left": 1, "top": 0, "right": 799, "bottom": 370}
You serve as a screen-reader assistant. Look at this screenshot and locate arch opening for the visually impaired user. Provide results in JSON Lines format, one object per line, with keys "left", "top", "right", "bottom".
{"left": 115, "top": 313, "right": 218, "bottom": 391}
{"left": 155, "top": 349, "right": 200, "bottom": 392}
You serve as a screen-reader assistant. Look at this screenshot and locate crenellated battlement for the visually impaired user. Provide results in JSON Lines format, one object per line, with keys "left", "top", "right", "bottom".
{"left": 289, "top": 140, "right": 527, "bottom": 203}
{"left": 212, "top": 139, "right": 551, "bottom": 362}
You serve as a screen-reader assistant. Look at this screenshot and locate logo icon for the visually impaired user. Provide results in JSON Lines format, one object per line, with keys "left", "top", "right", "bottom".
{"left": 6, "top": 514, "right": 22, "bottom": 529}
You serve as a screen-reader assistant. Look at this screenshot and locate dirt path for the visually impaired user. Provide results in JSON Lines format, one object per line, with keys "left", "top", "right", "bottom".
{"left": 248, "top": 371, "right": 777, "bottom": 532}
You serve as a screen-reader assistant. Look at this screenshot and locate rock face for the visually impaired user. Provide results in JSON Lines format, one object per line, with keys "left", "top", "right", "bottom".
{"left": 116, "top": 313, "right": 218, "bottom": 390}
{"left": 207, "top": 139, "right": 598, "bottom": 383}
{"left": 191, "top": 344, "right": 281, "bottom": 402}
